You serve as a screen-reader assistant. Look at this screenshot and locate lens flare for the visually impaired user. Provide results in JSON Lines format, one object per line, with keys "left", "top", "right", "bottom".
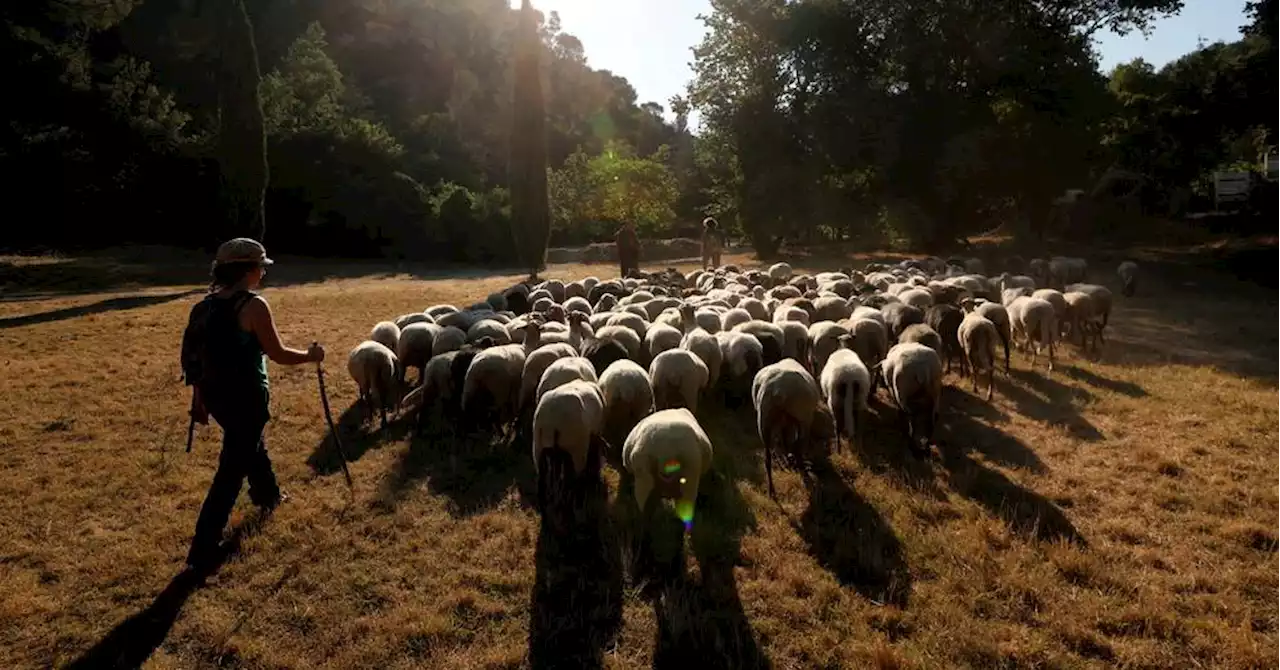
{"left": 661, "top": 459, "right": 682, "bottom": 475}
{"left": 674, "top": 499, "right": 695, "bottom": 531}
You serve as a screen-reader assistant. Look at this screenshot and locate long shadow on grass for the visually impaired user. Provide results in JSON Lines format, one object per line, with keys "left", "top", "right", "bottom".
{"left": 64, "top": 519, "right": 260, "bottom": 669}
{"left": 852, "top": 396, "right": 948, "bottom": 499}
{"left": 941, "top": 387, "right": 1048, "bottom": 473}
{"left": 997, "top": 368, "right": 1103, "bottom": 443}
{"left": 650, "top": 466, "right": 770, "bottom": 669}
{"left": 937, "top": 417, "right": 1085, "bottom": 546}
{"left": 306, "top": 402, "right": 410, "bottom": 477}
{"left": 795, "top": 458, "right": 912, "bottom": 607}
{"left": 1060, "top": 365, "right": 1148, "bottom": 398}
{"left": 373, "top": 407, "right": 536, "bottom": 515}
{"left": 528, "top": 473, "right": 624, "bottom": 670}
{"left": 0, "top": 289, "right": 203, "bottom": 329}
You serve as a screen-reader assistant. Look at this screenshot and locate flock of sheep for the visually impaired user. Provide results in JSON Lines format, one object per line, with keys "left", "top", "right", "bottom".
{"left": 344, "top": 254, "right": 1140, "bottom": 548}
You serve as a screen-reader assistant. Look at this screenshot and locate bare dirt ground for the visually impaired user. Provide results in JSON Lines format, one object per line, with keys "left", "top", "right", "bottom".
{"left": 0, "top": 248, "right": 1275, "bottom": 669}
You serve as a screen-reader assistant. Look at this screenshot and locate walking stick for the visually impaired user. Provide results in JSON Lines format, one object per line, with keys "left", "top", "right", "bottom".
{"left": 185, "top": 414, "right": 197, "bottom": 453}
{"left": 315, "top": 343, "right": 354, "bottom": 489}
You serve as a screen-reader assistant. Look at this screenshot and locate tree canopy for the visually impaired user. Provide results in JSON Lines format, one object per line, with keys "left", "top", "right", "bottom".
{"left": 0, "top": 0, "right": 1272, "bottom": 259}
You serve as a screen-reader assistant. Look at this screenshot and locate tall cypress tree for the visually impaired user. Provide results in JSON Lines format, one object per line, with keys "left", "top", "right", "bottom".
{"left": 213, "top": 0, "right": 268, "bottom": 241}
{"left": 508, "top": 0, "right": 551, "bottom": 278}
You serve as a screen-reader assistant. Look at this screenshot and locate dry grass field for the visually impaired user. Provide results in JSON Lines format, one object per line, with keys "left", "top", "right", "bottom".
{"left": 0, "top": 249, "right": 1275, "bottom": 669}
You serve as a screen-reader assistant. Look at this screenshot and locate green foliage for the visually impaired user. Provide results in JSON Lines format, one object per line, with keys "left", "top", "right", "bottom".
{"left": 0, "top": 0, "right": 700, "bottom": 259}
{"left": 688, "top": 0, "right": 1187, "bottom": 251}
{"left": 548, "top": 141, "right": 680, "bottom": 244}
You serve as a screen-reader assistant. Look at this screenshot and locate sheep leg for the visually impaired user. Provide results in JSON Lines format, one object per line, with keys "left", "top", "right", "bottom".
{"left": 986, "top": 365, "right": 995, "bottom": 401}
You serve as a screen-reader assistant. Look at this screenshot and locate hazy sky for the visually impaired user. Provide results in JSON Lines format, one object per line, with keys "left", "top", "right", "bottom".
{"left": 524, "top": 0, "right": 1251, "bottom": 127}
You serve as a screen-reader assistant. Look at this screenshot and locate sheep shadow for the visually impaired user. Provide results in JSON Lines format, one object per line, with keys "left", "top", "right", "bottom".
{"left": 527, "top": 475, "right": 624, "bottom": 670}
{"left": 997, "top": 369, "right": 1104, "bottom": 442}
{"left": 849, "top": 396, "right": 947, "bottom": 500}
{"left": 0, "top": 288, "right": 203, "bottom": 329}
{"left": 374, "top": 412, "right": 536, "bottom": 516}
{"left": 936, "top": 441, "right": 1085, "bottom": 546}
{"left": 305, "top": 402, "right": 411, "bottom": 477}
{"left": 795, "top": 458, "right": 912, "bottom": 607}
{"left": 1060, "top": 365, "right": 1148, "bottom": 398}
{"left": 941, "top": 389, "right": 1048, "bottom": 474}
{"left": 652, "top": 554, "right": 770, "bottom": 670}
{"left": 647, "top": 461, "right": 770, "bottom": 670}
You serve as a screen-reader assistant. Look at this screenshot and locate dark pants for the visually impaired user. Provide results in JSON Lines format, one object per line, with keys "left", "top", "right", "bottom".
{"left": 619, "top": 249, "right": 638, "bottom": 278}
{"left": 187, "top": 394, "right": 278, "bottom": 563}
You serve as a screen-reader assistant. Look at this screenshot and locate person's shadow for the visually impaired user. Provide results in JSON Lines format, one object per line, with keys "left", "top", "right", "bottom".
{"left": 65, "top": 530, "right": 242, "bottom": 668}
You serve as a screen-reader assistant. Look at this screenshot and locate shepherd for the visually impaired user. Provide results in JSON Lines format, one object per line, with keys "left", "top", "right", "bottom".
{"left": 701, "top": 216, "right": 723, "bottom": 269}
{"left": 179, "top": 238, "right": 325, "bottom": 572}
{"left": 615, "top": 221, "right": 641, "bottom": 278}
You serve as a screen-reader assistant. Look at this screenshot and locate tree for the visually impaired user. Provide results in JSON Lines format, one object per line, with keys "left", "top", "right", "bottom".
{"left": 211, "top": 0, "right": 269, "bottom": 241}
{"left": 508, "top": 0, "right": 552, "bottom": 278}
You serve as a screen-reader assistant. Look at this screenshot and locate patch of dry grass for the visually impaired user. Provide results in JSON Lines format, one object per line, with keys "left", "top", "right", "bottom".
{"left": 0, "top": 253, "right": 1275, "bottom": 669}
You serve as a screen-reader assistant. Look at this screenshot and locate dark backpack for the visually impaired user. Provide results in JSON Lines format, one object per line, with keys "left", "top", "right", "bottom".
{"left": 180, "top": 291, "right": 255, "bottom": 390}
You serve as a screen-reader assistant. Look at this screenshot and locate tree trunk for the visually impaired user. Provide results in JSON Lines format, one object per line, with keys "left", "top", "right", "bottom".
{"left": 214, "top": 0, "right": 268, "bottom": 242}
{"left": 508, "top": 0, "right": 551, "bottom": 278}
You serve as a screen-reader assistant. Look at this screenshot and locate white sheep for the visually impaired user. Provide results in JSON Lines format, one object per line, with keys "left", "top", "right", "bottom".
{"left": 348, "top": 340, "right": 399, "bottom": 430}
{"left": 461, "top": 343, "right": 528, "bottom": 433}
{"left": 594, "top": 324, "right": 642, "bottom": 360}
{"left": 649, "top": 349, "right": 709, "bottom": 414}
{"left": 536, "top": 356, "right": 598, "bottom": 404}
{"left": 752, "top": 358, "right": 835, "bottom": 497}
{"left": 1007, "top": 296, "right": 1056, "bottom": 372}
{"left": 1032, "top": 288, "right": 1068, "bottom": 335}
{"left": 807, "top": 321, "right": 849, "bottom": 374}
{"left": 396, "top": 322, "right": 443, "bottom": 386}
{"left": 1117, "top": 260, "right": 1139, "bottom": 297}
{"left": 426, "top": 304, "right": 459, "bottom": 319}
{"left": 957, "top": 312, "right": 999, "bottom": 400}
{"left": 532, "top": 380, "right": 606, "bottom": 515}
{"left": 997, "top": 273, "right": 1037, "bottom": 293}
{"left": 738, "top": 297, "right": 769, "bottom": 321}
{"left": 899, "top": 288, "right": 934, "bottom": 310}
{"left": 467, "top": 318, "right": 513, "bottom": 346}
{"left": 643, "top": 322, "right": 683, "bottom": 363}
{"left": 598, "top": 359, "right": 655, "bottom": 439}
{"left": 768, "top": 262, "right": 794, "bottom": 284}
{"left": 394, "top": 312, "right": 433, "bottom": 329}
{"left": 879, "top": 342, "right": 943, "bottom": 455}
{"left": 819, "top": 337, "right": 871, "bottom": 448}
{"left": 607, "top": 312, "right": 650, "bottom": 341}
{"left": 431, "top": 325, "right": 467, "bottom": 357}
{"left": 622, "top": 408, "right": 713, "bottom": 533}
{"left": 1063, "top": 291, "right": 1102, "bottom": 352}
{"left": 720, "top": 307, "right": 753, "bottom": 331}
{"left": 962, "top": 298, "right": 1011, "bottom": 373}
{"left": 517, "top": 342, "right": 580, "bottom": 414}
{"left": 1064, "top": 283, "right": 1113, "bottom": 330}
{"left": 370, "top": 321, "right": 401, "bottom": 353}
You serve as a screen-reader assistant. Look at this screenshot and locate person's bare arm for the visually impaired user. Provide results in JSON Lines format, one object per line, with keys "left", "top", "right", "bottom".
{"left": 243, "top": 297, "right": 323, "bottom": 365}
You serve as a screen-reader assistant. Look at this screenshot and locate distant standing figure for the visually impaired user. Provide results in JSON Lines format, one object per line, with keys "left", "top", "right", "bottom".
{"left": 616, "top": 221, "right": 641, "bottom": 278}
{"left": 179, "top": 238, "right": 325, "bottom": 573}
{"left": 701, "top": 217, "right": 724, "bottom": 269}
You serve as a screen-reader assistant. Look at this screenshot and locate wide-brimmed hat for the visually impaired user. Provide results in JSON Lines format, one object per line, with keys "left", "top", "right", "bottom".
{"left": 214, "top": 238, "right": 274, "bottom": 267}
